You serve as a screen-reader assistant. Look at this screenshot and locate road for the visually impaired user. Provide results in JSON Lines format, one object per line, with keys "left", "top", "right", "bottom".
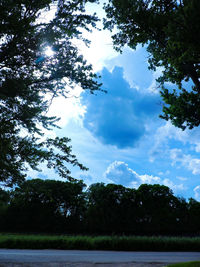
{"left": 0, "top": 250, "right": 200, "bottom": 266}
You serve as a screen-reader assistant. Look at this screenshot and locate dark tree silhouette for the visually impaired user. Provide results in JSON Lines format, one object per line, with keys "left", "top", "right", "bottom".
{"left": 0, "top": 0, "right": 100, "bottom": 186}
{"left": 7, "top": 179, "right": 86, "bottom": 232}
{"left": 1, "top": 179, "right": 199, "bottom": 235}
{"left": 104, "top": 0, "right": 200, "bottom": 130}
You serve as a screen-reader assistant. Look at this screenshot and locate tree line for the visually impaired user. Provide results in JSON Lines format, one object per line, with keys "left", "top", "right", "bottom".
{"left": 0, "top": 179, "right": 200, "bottom": 235}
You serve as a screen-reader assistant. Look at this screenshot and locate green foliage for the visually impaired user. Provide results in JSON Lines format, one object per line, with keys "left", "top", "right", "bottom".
{"left": 1, "top": 234, "right": 200, "bottom": 251}
{"left": 85, "top": 183, "right": 189, "bottom": 235}
{"left": 86, "top": 183, "right": 138, "bottom": 233}
{"left": 7, "top": 179, "right": 86, "bottom": 232}
{"left": 167, "top": 262, "right": 200, "bottom": 267}
{"left": 0, "top": 0, "right": 101, "bottom": 186}
{"left": 0, "top": 188, "right": 10, "bottom": 229}
{"left": 104, "top": 0, "right": 200, "bottom": 130}
{"left": 1, "top": 180, "right": 200, "bottom": 235}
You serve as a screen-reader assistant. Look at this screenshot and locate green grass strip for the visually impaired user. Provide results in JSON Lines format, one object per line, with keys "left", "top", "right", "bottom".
{"left": 0, "top": 234, "right": 200, "bottom": 251}
{"left": 167, "top": 262, "right": 200, "bottom": 267}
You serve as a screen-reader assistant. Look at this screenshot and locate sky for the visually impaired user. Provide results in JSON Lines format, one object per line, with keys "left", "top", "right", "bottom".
{"left": 29, "top": 1, "right": 200, "bottom": 201}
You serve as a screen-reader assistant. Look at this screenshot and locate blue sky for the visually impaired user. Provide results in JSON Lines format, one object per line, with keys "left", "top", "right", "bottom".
{"left": 29, "top": 2, "right": 200, "bottom": 201}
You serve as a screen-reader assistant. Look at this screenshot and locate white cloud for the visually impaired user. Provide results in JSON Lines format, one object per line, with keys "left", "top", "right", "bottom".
{"left": 74, "top": 29, "right": 117, "bottom": 72}
{"left": 103, "top": 161, "right": 139, "bottom": 186}
{"left": 47, "top": 93, "right": 85, "bottom": 128}
{"left": 194, "top": 185, "right": 200, "bottom": 201}
{"left": 186, "top": 128, "right": 200, "bottom": 153}
{"left": 27, "top": 162, "right": 61, "bottom": 181}
{"left": 149, "top": 121, "right": 188, "bottom": 162}
{"left": 187, "top": 158, "right": 200, "bottom": 175}
{"left": 195, "top": 144, "right": 200, "bottom": 153}
{"left": 149, "top": 121, "right": 200, "bottom": 176}
{"left": 103, "top": 161, "right": 185, "bottom": 193}
{"left": 170, "top": 148, "right": 184, "bottom": 165}
{"left": 42, "top": 3, "right": 118, "bottom": 129}
{"left": 158, "top": 170, "right": 170, "bottom": 176}
{"left": 79, "top": 174, "right": 112, "bottom": 187}
{"left": 170, "top": 149, "right": 200, "bottom": 175}
{"left": 74, "top": 1, "right": 118, "bottom": 72}
{"left": 177, "top": 176, "right": 188, "bottom": 181}
{"left": 139, "top": 174, "right": 161, "bottom": 184}
{"left": 162, "top": 178, "right": 186, "bottom": 191}
{"left": 150, "top": 119, "right": 200, "bottom": 162}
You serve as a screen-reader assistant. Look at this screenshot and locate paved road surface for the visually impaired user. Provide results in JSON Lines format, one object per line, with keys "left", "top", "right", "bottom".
{"left": 0, "top": 250, "right": 200, "bottom": 266}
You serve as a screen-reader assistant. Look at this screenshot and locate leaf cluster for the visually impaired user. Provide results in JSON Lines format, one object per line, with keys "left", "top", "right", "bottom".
{"left": 0, "top": 0, "right": 100, "bottom": 185}
{"left": 104, "top": 0, "right": 200, "bottom": 129}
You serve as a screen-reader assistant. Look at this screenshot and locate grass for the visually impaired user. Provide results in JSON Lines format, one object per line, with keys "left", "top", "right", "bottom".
{"left": 0, "top": 233, "right": 200, "bottom": 251}
{"left": 167, "top": 262, "right": 200, "bottom": 267}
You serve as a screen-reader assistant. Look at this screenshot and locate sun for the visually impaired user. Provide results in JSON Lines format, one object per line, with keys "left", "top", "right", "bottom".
{"left": 45, "top": 46, "right": 54, "bottom": 57}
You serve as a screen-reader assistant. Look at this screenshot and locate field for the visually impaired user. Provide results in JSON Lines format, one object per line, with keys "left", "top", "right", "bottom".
{"left": 0, "top": 234, "right": 200, "bottom": 251}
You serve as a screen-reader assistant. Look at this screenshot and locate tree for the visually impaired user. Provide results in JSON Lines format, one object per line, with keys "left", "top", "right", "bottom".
{"left": 188, "top": 198, "right": 200, "bottom": 233}
{"left": 86, "top": 183, "right": 137, "bottom": 234}
{"left": 104, "top": 0, "right": 200, "bottom": 130}
{"left": 0, "top": 0, "right": 101, "bottom": 186}
{"left": 6, "top": 179, "right": 86, "bottom": 232}
{"left": 136, "top": 184, "right": 183, "bottom": 234}
{"left": 0, "top": 188, "right": 10, "bottom": 231}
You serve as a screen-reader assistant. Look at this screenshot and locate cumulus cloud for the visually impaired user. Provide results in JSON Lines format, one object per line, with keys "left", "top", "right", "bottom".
{"left": 170, "top": 149, "right": 184, "bottom": 165}
{"left": 103, "top": 161, "right": 140, "bottom": 186}
{"left": 80, "top": 174, "right": 112, "bottom": 187}
{"left": 186, "top": 128, "right": 200, "bottom": 153}
{"left": 162, "top": 178, "right": 186, "bottom": 191}
{"left": 149, "top": 119, "right": 200, "bottom": 164}
{"left": 149, "top": 121, "right": 187, "bottom": 162}
{"left": 82, "top": 66, "right": 161, "bottom": 148}
{"left": 74, "top": 0, "right": 118, "bottom": 72}
{"left": 47, "top": 93, "right": 85, "bottom": 127}
{"left": 139, "top": 174, "right": 161, "bottom": 184}
{"left": 170, "top": 149, "right": 200, "bottom": 175}
{"left": 103, "top": 161, "right": 185, "bottom": 193}
{"left": 105, "top": 46, "right": 152, "bottom": 91}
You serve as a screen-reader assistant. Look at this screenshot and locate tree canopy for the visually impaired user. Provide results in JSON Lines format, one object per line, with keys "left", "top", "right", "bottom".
{"left": 1, "top": 179, "right": 199, "bottom": 235}
{"left": 104, "top": 0, "right": 200, "bottom": 130}
{"left": 6, "top": 179, "right": 86, "bottom": 232}
{"left": 0, "top": 0, "right": 100, "bottom": 186}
